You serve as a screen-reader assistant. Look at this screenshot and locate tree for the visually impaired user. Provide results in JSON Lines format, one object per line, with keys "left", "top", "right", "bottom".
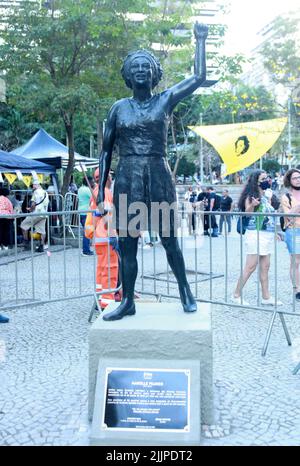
{"left": 260, "top": 14, "right": 300, "bottom": 94}
{"left": 0, "top": 0, "right": 153, "bottom": 193}
{"left": 0, "top": 0, "right": 255, "bottom": 184}
{"left": 260, "top": 13, "right": 300, "bottom": 161}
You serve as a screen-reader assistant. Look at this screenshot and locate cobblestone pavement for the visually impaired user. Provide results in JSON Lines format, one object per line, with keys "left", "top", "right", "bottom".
{"left": 1, "top": 223, "right": 300, "bottom": 446}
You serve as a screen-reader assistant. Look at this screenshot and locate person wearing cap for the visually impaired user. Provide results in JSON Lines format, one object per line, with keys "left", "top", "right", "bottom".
{"left": 85, "top": 168, "right": 118, "bottom": 309}
{"left": 21, "top": 179, "right": 49, "bottom": 252}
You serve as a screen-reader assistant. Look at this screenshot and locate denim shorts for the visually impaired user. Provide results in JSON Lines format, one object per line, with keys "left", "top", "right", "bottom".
{"left": 285, "top": 228, "right": 300, "bottom": 254}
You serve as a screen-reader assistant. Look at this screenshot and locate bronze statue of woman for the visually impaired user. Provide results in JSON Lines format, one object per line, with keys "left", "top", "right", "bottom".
{"left": 98, "top": 23, "right": 215, "bottom": 321}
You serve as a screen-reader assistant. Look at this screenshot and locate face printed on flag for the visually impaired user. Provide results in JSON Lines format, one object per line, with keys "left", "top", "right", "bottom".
{"left": 23, "top": 175, "right": 32, "bottom": 188}
{"left": 189, "top": 118, "right": 287, "bottom": 176}
{"left": 235, "top": 136, "right": 250, "bottom": 156}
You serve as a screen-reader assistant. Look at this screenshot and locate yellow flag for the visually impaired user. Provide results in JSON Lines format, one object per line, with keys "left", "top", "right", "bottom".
{"left": 189, "top": 117, "right": 287, "bottom": 176}
{"left": 4, "top": 173, "right": 17, "bottom": 185}
{"left": 37, "top": 173, "right": 44, "bottom": 184}
{"left": 22, "top": 175, "right": 32, "bottom": 188}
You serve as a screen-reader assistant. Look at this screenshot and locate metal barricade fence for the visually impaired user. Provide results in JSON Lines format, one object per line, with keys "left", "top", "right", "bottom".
{"left": 63, "top": 193, "right": 79, "bottom": 238}
{"left": 0, "top": 208, "right": 300, "bottom": 370}
{"left": 48, "top": 193, "right": 64, "bottom": 239}
{"left": 0, "top": 208, "right": 120, "bottom": 319}
{"left": 135, "top": 209, "right": 300, "bottom": 361}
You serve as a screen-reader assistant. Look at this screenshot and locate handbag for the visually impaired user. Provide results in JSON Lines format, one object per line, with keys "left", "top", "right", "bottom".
{"left": 236, "top": 216, "right": 250, "bottom": 235}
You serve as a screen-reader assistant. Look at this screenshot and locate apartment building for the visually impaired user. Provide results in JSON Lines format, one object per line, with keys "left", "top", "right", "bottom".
{"left": 241, "top": 9, "right": 300, "bottom": 104}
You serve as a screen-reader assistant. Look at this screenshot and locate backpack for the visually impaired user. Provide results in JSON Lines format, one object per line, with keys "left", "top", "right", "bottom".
{"left": 280, "top": 193, "right": 292, "bottom": 232}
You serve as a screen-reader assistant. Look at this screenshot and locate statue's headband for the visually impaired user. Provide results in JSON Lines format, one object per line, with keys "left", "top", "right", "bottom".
{"left": 121, "top": 49, "right": 163, "bottom": 89}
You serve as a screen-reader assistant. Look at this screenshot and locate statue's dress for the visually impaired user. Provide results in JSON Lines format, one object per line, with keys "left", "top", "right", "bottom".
{"left": 113, "top": 91, "right": 177, "bottom": 234}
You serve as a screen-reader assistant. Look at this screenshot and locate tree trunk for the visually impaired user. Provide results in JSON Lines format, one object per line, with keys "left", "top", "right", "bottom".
{"left": 171, "top": 115, "right": 188, "bottom": 180}
{"left": 61, "top": 116, "right": 75, "bottom": 196}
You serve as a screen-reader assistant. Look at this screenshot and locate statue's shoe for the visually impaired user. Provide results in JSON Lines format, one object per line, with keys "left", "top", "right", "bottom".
{"left": 103, "top": 303, "right": 136, "bottom": 321}
{"left": 179, "top": 287, "right": 197, "bottom": 313}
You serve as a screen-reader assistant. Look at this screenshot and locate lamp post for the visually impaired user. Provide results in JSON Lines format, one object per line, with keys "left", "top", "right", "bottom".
{"left": 198, "top": 112, "right": 203, "bottom": 184}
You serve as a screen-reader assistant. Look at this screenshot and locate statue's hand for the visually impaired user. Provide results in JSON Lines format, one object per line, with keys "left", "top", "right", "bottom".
{"left": 194, "top": 22, "right": 208, "bottom": 41}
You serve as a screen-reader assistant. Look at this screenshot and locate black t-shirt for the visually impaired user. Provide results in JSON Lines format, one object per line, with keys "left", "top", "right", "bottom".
{"left": 197, "top": 192, "right": 210, "bottom": 211}
{"left": 220, "top": 195, "right": 233, "bottom": 212}
{"left": 209, "top": 192, "right": 220, "bottom": 211}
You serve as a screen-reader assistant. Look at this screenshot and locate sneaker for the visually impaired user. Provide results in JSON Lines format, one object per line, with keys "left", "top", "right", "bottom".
{"left": 35, "top": 245, "right": 44, "bottom": 253}
{"left": 295, "top": 292, "right": 300, "bottom": 301}
{"left": 81, "top": 251, "right": 94, "bottom": 256}
{"left": 0, "top": 314, "right": 9, "bottom": 323}
{"left": 261, "top": 297, "right": 283, "bottom": 306}
{"left": 231, "top": 295, "right": 249, "bottom": 306}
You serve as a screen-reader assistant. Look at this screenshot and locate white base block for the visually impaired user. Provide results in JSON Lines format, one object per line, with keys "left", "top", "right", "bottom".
{"left": 89, "top": 302, "right": 214, "bottom": 430}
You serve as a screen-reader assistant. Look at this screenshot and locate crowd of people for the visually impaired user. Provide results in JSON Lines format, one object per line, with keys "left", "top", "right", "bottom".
{"left": 1, "top": 167, "right": 300, "bottom": 323}
{"left": 183, "top": 169, "right": 300, "bottom": 307}
{"left": 184, "top": 185, "right": 233, "bottom": 237}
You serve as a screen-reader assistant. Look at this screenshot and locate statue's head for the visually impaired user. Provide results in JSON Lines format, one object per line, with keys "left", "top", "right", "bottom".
{"left": 121, "top": 50, "right": 163, "bottom": 90}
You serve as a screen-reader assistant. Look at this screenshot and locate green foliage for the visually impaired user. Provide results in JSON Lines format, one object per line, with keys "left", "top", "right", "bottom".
{"left": 260, "top": 15, "right": 300, "bottom": 92}
{"left": 262, "top": 159, "right": 281, "bottom": 174}
{"left": 0, "top": 0, "right": 254, "bottom": 180}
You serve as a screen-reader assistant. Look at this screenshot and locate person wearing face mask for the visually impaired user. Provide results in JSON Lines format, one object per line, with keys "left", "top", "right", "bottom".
{"left": 232, "top": 170, "right": 282, "bottom": 306}
{"left": 281, "top": 169, "right": 300, "bottom": 301}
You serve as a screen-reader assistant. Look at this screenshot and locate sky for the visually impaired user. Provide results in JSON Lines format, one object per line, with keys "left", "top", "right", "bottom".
{"left": 222, "top": 0, "right": 300, "bottom": 56}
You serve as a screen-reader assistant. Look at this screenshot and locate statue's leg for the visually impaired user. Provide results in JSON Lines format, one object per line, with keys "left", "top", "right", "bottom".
{"left": 160, "top": 235, "right": 197, "bottom": 313}
{"left": 102, "top": 235, "right": 139, "bottom": 321}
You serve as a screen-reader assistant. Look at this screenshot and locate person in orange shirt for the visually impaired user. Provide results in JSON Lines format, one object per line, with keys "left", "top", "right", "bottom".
{"left": 85, "top": 169, "right": 119, "bottom": 309}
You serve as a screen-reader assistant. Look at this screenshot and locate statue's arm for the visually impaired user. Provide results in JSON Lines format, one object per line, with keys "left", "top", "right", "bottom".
{"left": 168, "top": 23, "right": 211, "bottom": 109}
{"left": 97, "top": 103, "right": 118, "bottom": 206}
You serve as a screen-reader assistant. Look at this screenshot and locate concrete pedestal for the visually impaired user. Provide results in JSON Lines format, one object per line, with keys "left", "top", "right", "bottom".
{"left": 89, "top": 302, "right": 214, "bottom": 443}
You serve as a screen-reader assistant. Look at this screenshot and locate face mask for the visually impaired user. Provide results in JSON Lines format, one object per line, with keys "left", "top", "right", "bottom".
{"left": 259, "top": 180, "right": 270, "bottom": 191}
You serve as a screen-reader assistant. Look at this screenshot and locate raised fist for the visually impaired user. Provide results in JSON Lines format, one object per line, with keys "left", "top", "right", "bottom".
{"left": 194, "top": 22, "right": 208, "bottom": 40}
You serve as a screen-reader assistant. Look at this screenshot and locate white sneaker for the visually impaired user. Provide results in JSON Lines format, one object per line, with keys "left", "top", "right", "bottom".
{"left": 231, "top": 295, "right": 249, "bottom": 306}
{"left": 143, "top": 244, "right": 153, "bottom": 249}
{"left": 261, "top": 297, "right": 283, "bottom": 306}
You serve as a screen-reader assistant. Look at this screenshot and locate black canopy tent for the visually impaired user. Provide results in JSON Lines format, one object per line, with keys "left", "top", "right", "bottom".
{"left": 11, "top": 128, "right": 98, "bottom": 169}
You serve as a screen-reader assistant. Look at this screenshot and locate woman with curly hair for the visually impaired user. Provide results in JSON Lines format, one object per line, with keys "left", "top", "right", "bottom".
{"left": 281, "top": 168, "right": 300, "bottom": 301}
{"left": 97, "top": 23, "right": 215, "bottom": 321}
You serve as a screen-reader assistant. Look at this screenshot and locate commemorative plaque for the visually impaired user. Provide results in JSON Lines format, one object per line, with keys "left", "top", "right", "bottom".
{"left": 102, "top": 368, "right": 190, "bottom": 432}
